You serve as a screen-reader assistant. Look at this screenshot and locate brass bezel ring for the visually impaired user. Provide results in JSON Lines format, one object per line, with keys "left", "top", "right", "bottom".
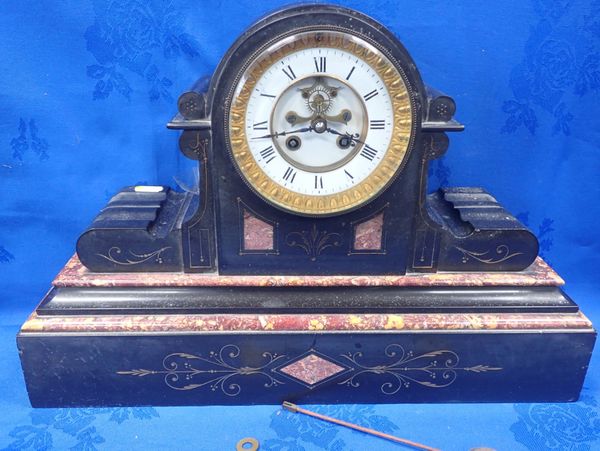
{"left": 228, "top": 29, "right": 414, "bottom": 216}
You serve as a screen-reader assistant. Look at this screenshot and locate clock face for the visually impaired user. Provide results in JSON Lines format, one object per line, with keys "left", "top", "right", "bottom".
{"left": 227, "top": 30, "right": 414, "bottom": 216}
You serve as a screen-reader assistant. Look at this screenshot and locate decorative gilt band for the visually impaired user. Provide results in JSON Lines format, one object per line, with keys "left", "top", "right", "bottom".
{"left": 227, "top": 30, "right": 414, "bottom": 215}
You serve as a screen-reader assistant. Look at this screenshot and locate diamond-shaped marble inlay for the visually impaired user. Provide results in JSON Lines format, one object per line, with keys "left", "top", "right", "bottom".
{"left": 279, "top": 353, "right": 345, "bottom": 385}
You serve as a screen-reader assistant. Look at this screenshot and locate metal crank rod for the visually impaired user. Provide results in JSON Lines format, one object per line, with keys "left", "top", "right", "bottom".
{"left": 282, "top": 402, "right": 440, "bottom": 451}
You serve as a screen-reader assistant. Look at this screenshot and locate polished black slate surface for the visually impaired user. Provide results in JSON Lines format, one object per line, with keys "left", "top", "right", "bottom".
{"left": 18, "top": 331, "right": 596, "bottom": 407}
{"left": 36, "top": 286, "right": 577, "bottom": 316}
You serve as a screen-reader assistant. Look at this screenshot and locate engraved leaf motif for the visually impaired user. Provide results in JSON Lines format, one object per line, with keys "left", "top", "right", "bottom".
{"left": 465, "top": 365, "right": 503, "bottom": 373}
{"left": 116, "top": 369, "right": 154, "bottom": 377}
{"left": 173, "top": 353, "right": 201, "bottom": 360}
{"left": 180, "top": 384, "right": 204, "bottom": 390}
{"left": 286, "top": 224, "right": 342, "bottom": 261}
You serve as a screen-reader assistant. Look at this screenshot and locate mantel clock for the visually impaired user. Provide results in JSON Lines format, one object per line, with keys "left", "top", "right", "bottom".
{"left": 18, "top": 5, "right": 594, "bottom": 408}
{"left": 76, "top": 4, "right": 538, "bottom": 275}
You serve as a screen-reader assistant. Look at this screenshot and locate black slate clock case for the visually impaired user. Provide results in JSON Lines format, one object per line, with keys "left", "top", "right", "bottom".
{"left": 76, "top": 4, "right": 539, "bottom": 275}
{"left": 20, "top": 4, "right": 595, "bottom": 410}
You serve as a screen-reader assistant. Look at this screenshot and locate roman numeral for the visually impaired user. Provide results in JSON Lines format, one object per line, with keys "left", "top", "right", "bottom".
{"left": 360, "top": 145, "right": 378, "bottom": 161}
{"left": 259, "top": 145, "right": 276, "bottom": 164}
{"left": 314, "top": 56, "right": 327, "bottom": 72}
{"left": 369, "top": 120, "right": 385, "bottom": 130}
{"left": 282, "top": 65, "right": 296, "bottom": 81}
{"left": 363, "top": 89, "right": 379, "bottom": 102}
{"left": 346, "top": 66, "right": 356, "bottom": 80}
{"left": 314, "top": 175, "right": 323, "bottom": 189}
{"left": 282, "top": 166, "right": 297, "bottom": 183}
{"left": 344, "top": 170, "right": 354, "bottom": 180}
{"left": 253, "top": 121, "right": 268, "bottom": 130}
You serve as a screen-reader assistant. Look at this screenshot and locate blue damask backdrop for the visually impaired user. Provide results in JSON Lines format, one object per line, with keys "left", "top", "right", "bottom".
{"left": 1, "top": 1, "right": 599, "bottom": 450}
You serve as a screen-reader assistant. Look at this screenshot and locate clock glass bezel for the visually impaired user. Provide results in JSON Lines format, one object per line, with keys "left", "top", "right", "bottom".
{"left": 226, "top": 29, "right": 415, "bottom": 217}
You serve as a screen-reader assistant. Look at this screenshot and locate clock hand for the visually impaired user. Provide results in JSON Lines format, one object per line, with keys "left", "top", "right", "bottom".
{"left": 251, "top": 126, "right": 313, "bottom": 140}
{"left": 325, "top": 127, "right": 365, "bottom": 145}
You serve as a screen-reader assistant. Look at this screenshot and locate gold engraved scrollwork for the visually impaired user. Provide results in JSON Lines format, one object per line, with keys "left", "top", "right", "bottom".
{"left": 117, "top": 345, "right": 287, "bottom": 396}
{"left": 117, "top": 344, "right": 501, "bottom": 396}
{"left": 454, "top": 245, "right": 523, "bottom": 264}
{"left": 338, "top": 344, "right": 502, "bottom": 394}
{"left": 96, "top": 246, "right": 171, "bottom": 265}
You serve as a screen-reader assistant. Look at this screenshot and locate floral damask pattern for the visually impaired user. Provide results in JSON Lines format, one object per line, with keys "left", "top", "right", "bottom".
{"left": 511, "top": 396, "right": 600, "bottom": 450}
{"left": 517, "top": 212, "right": 555, "bottom": 263}
{"left": 502, "top": 0, "right": 600, "bottom": 135}
{"left": 85, "top": 0, "right": 200, "bottom": 102}
{"left": 2, "top": 407, "right": 159, "bottom": 451}
{"left": 264, "top": 405, "right": 399, "bottom": 450}
{"left": 9, "top": 119, "right": 49, "bottom": 162}
{"left": 0, "top": 245, "right": 14, "bottom": 264}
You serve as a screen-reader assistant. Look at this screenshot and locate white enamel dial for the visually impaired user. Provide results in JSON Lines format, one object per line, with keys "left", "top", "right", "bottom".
{"left": 228, "top": 30, "right": 413, "bottom": 216}
{"left": 245, "top": 47, "right": 394, "bottom": 196}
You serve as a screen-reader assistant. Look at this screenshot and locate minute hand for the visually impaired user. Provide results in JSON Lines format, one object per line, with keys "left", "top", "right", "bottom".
{"left": 325, "top": 127, "right": 365, "bottom": 145}
{"left": 252, "top": 126, "right": 313, "bottom": 140}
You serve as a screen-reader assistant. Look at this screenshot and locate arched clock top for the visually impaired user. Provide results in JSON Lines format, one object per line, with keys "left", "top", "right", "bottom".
{"left": 80, "top": 4, "right": 537, "bottom": 275}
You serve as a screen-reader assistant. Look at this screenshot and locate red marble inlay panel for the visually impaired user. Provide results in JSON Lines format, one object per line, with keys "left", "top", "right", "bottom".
{"left": 20, "top": 311, "right": 593, "bottom": 334}
{"left": 53, "top": 255, "right": 564, "bottom": 288}
{"left": 354, "top": 213, "right": 384, "bottom": 250}
{"left": 279, "top": 354, "right": 345, "bottom": 385}
{"left": 243, "top": 210, "right": 273, "bottom": 250}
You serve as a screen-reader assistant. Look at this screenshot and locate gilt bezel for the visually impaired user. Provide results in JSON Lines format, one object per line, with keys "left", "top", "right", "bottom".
{"left": 225, "top": 27, "right": 416, "bottom": 217}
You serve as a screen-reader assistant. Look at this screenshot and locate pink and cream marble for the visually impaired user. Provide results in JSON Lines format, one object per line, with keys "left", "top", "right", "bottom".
{"left": 353, "top": 212, "right": 384, "bottom": 250}
{"left": 53, "top": 255, "right": 564, "bottom": 288}
{"left": 243, "top": 210, "right": 274, "bottom": 250}
{"left": 279, "top": 354, "right": 346, "bottom": 385}
{"left": 20, "top": 311, "right": 592, "bottom": 334}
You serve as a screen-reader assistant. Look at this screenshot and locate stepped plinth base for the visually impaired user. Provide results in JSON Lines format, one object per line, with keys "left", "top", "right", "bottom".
{"left": 18, "top": 256, "right": 595, "bottom": 407}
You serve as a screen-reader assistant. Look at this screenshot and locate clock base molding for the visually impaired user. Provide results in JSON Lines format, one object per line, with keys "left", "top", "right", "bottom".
{"left": 18, "top": 258, "right": 595, "bottom": 407}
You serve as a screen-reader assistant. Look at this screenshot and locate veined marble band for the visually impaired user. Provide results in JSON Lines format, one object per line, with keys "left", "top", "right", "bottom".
{"left": 21, "top": 311, "right": 591, "bottom": 334}
{"left": 53, "top": 255, "right": 564, "bottom": 288}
